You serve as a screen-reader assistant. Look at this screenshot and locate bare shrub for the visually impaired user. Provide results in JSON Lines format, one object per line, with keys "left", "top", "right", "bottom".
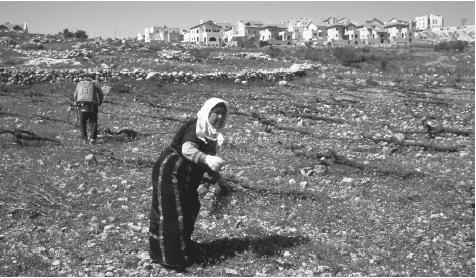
{"left": 0, "top": 47, "right": 26, "bottom": 66}
{"left": 434, "top": 40, "right": 468, "bottom": 52}
{"left": 266, "top": 46, "right": 283, "bottom": 58}
{"left": 334, "top": 47, "right": 389, "bottom": 70}
{"left": 188, "top": 47, "right": 216, "bottom": 62}
{"left": 300, "top": 47, "right": 324, "bottom": 61}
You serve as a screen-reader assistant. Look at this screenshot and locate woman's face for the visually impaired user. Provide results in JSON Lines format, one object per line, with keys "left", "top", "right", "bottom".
{"left": 208, "top": 104, "right": 227, "bottom": 129}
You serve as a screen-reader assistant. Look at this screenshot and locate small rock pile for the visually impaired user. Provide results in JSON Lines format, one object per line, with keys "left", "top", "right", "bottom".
{"left": 15, "top": 48, "right": 94, "bottom": 59}
{"left": 212, "top": 51, "right": 276, "bottom": 61}
{"left": 0, "top": 36, "right": 14, "bottom": 45}
{"left": 156, "top": 49, "right": 198, "bottom": 62}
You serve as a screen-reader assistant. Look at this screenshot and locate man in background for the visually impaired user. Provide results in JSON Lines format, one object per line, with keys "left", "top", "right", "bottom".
{"left": 73, "top": 73, "right": 104, "bottom": 145}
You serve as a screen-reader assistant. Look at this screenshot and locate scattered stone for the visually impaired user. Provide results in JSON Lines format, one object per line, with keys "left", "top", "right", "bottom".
{"left": 392, "top": 133, "right": 405, "bottom": 143}
{"left": 342, "top": 177, "right": 354, "bottom": 183}
{"left": 85, "top": 154, "right": 96, "bottom": 163}
{"left": 287, "top": 212, "right": 297, "bottom": 221}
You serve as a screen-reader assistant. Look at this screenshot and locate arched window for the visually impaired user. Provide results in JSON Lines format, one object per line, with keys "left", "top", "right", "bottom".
{"left": 209, "top": 37, "right": 217, "bottom": 42}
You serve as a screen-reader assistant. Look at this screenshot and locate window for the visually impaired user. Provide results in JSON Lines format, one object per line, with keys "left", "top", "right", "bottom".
{"left": 206, "top": 29, "right": 211, "bottom": 32}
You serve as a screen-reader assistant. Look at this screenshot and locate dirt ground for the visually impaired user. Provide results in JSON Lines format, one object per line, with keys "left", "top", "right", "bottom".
{"left": 0, "top": 45, "right": 474, "bottom": 276}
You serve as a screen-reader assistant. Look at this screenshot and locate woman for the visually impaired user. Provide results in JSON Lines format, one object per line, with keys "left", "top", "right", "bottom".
{"left": 149, "top": 97, "right": 233, "bottom": 271}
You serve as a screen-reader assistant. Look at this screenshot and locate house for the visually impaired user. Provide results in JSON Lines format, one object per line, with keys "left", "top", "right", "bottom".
{"left": 0, "top": 22, "right": 28, "bottom": 33}
{"left": 340, "top": 18, "right": 360, "bottom": 40}
{"left": 415, "top": 14, "right": 444, "bottom": 30}
{"left": 223, "top": 20, "right": 264, "bottom": 46}
{"left": 284, "top": 17, "right": 314, "bottom": 41}
{"left": 384, "top": 18, "right": 413, "bottom": 41}
{"left": 302, "top": 22, "right": 326, "bottom": 41}
{"left": 237, "top": 20, "right": 264, "bottom": 37}
{"left": 325, "top": 17, "right": 353, "bottom": 41}
{"left": 186, "top": 20, "right": 224, "bottom": 46}
{"left": 359, "top": 18, "right": 387, "bottom": 44}
{"left": 322, "top": 16, "right": 339, "bottom": 26}
{"left": 259, "top": 23, "right": 287, "bottom": 42}
{"left": 143, "top": 26, "right": 181, "bottom": 43}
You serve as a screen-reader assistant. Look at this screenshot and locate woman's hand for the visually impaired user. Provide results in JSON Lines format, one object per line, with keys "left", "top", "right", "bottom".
{"left": 216, "top": 176, "right": 233, "bottom": 193}
{"left": 204, "top": 155, "right": 226, "bottom": 171}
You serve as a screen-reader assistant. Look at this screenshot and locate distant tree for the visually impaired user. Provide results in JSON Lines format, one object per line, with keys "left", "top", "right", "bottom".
{"left": 63, "top": 28, "right": 73, "bottom": 39}
{"left": 74, "top": 29, "right": 88, "bottom": 39}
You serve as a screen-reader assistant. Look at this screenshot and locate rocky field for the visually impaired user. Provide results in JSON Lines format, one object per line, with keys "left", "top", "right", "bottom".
{"left": 0, "top": 38, "right": 475, "bottom": 276}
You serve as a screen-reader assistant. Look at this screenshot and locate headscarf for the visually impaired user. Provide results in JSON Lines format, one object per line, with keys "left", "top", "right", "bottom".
{"left": 196, "top": 97, "right": 229, "bottom": 145}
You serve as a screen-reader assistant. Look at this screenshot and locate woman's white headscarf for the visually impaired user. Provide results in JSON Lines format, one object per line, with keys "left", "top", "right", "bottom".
{"left": 196, "top": 97, "right": 229, "bottom": 145}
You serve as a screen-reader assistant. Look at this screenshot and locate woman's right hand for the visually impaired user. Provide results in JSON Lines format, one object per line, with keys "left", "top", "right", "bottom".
{"left": 204, "top": 155, "right": 225, "bottom": 171}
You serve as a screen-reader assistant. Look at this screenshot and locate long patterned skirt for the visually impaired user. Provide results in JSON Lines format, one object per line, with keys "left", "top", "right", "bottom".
{"left": 149, "top": 147, "right": 201, "bottom": 269}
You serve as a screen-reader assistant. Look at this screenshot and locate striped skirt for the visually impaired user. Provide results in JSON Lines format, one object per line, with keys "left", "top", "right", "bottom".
{"left": 149, "top": 147, "right": 201, "bottom": 269}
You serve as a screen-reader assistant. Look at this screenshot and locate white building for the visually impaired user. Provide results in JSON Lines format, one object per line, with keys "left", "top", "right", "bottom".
{"left": 186, "top": 20, "right": 224, "bottom": 46}
{"left": 302, "top": 22, "right": 326, "bottom": 41}
{"left": 415, "top": 14, "right": 444, "bottom": 30}
{"left": 359, "top": 18, "right": 385, "bottom": 40}
{"left": 385, "top": 18, "right": 412, "bottom": 40}
{"left": 144, "top": 26, "right": 181, "bottom": 43}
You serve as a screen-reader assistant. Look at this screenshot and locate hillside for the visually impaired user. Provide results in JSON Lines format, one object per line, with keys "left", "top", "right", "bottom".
{"left": 0, "top": 35, "right": 474, "bottom": 277}
{"left": 415, "top": 25, "right": 475, "bottom": 42}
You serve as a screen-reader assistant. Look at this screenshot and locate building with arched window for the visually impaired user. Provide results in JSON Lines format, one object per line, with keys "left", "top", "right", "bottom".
{"left": 184, "top": 20, "right": 224, "bottom": 47}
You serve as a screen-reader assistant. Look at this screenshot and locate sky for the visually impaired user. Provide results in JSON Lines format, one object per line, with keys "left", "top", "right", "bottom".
{"left": 0, "top": 1, "right": 474, "bottom": 38}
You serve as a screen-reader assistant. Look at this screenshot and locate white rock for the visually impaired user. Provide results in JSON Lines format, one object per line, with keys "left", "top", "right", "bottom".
{"left": 342, "top": 177, "right": 354, "bottom": 183}
{"left": 300, "top": 181, "right": 308, "bottom": 189}
{"left": 85, "top": 154, "right": 95, "bottom": 163}
{"left": 287, "top": 212, "right": 297, "bottom": 221}
{"left": 288, "top": 179, "right": 296, "bottom": 185}
{"left": 278, "top": 80, "right": 288, "bottom": 86}
{"left": 392, "top": 133, "right": 405, "bottom": 143}
{"left": 145, "top": 72, "right": 158, "bottom": 80}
